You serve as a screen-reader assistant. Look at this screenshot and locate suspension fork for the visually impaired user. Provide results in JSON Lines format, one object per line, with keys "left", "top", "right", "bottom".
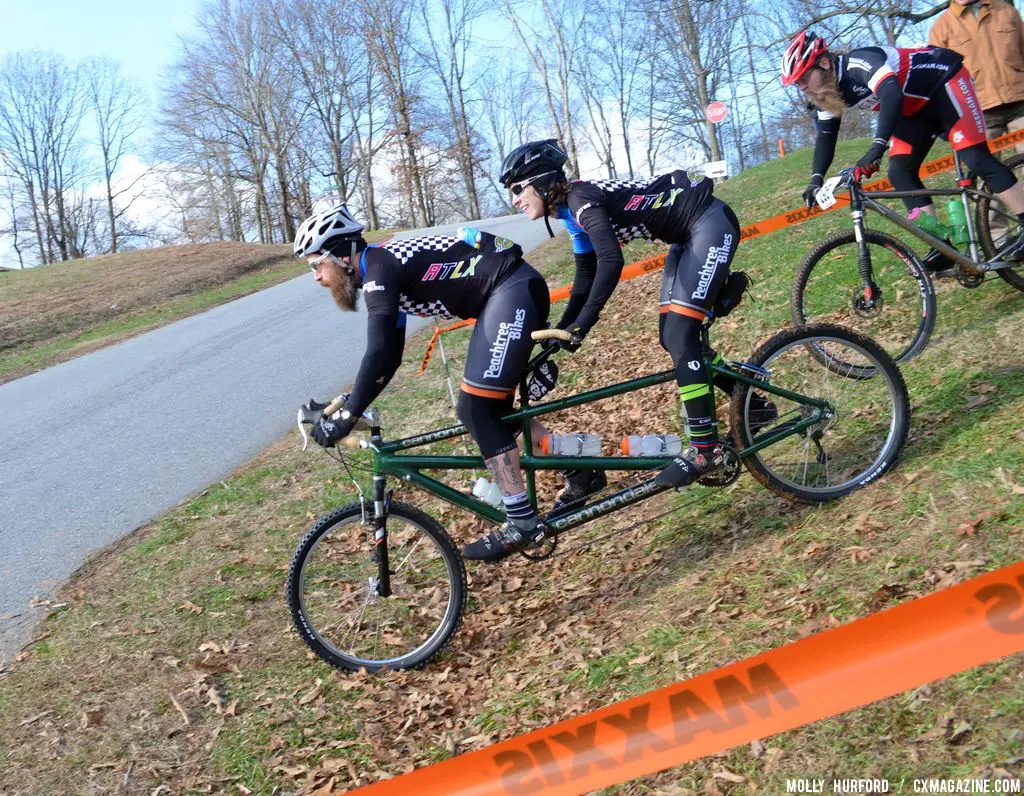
{"left": 849, "top": 187, "right": 878, "bottom": 299}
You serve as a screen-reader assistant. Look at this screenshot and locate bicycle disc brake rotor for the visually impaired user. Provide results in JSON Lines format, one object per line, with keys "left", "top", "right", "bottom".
{"left": 698, "top": 443, "right": 741, "bottom": 487}
{"left": 851, "top": 285, "right": 884, "bottom": 316}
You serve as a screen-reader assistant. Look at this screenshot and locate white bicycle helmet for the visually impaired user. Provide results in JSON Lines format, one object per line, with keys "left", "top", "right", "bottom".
{"left": 293, "top": 204, "right": 365, "bottom": 257}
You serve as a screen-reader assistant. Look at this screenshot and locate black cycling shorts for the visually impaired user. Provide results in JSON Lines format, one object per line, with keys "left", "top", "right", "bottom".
{"left": 461, "top": 264, "right": 550, "bottom": 398}
{"left": 659, "top": 198, "right": 739, "bottom": 320}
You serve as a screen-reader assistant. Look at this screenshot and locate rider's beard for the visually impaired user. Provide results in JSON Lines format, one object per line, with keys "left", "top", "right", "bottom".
{"left": 807, "top": 72, "right": 846, "bottom": 118}
{"left": 330, "top": 271, "right": 361, "bottom": 312}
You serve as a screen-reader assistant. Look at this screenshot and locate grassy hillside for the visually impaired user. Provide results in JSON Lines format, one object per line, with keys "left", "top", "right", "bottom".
{"left": 0, "top": 230, "right": 395, "bottom": 385}
{"left": 1, "top": 139, "right": 1022, "bottom": 795}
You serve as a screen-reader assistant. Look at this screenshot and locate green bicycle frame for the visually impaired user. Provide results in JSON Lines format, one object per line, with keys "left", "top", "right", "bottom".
{"left": 363, "top": 357, "right": 829, "bottom": 537}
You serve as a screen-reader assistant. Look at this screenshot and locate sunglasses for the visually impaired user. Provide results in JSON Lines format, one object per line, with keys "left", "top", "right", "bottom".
{"left": 509, "top": 170, "right": 557, "bottom": 196}
{"left": 308, "top": 250, "right": 333, "bottom": 272}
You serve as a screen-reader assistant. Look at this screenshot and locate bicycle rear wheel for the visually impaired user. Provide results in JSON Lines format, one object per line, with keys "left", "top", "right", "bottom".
{"left": 287, "top": 501, "right": 467, "bottom": 672}
{"left": 975, "top": 152, "right": 1024, "bottom": 292}
{"left": 792, "top": 229, "right": 936, "bottom": 369}
{"left": 729, "top": 324, "right": 909, "bottom": 503}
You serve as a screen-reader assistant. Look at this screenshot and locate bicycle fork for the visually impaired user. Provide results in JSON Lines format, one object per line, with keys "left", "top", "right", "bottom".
{"left": 851, "top": 205, "right": 881, "bottom": 307}
{"left": 371, "top": 474, "right": 393, "bottom": 597}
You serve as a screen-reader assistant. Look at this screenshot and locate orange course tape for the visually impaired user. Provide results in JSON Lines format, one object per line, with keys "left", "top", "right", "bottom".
{"left": 417, "top": 127, "right": 1024, "bottom": 374}
{"left": 350, "top": 561, "right": 1024, "bottom": 796}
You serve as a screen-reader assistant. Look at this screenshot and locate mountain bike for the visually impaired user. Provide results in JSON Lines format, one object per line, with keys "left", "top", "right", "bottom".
{"left": 287, "top": 323, "right": 909, "bottom": 673}
{"left": 791, "top": 156, "right": 1024, "bottom": 371}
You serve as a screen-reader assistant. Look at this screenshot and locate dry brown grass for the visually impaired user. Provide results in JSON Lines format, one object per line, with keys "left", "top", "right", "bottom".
{"left": 0, "top": 243, "right": 293, "bottom": 355}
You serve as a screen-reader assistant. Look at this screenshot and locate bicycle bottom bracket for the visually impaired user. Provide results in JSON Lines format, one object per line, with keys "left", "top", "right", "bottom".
{"left": 520, "top": 535, "right": 557, "bottom": 561}
{"left": 956, "top": 265, "right": 984, "bottom": 288}
{"left": 852, "top": 285, "right": 883, "bottom": 316}
{"left": 698, "top": 443, "right": 741, "bottom": 488}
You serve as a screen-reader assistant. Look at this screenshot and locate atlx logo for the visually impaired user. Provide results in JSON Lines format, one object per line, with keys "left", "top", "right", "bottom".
{"left": 623, "top": 189, "right": 684, "bottom": 212}
{"left": 422, "top": 255, "right": 482, "bottom": 281}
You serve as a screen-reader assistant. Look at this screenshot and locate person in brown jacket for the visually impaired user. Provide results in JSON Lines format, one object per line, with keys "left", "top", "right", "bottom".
{"left": 931, "top": 0, "right": 1024, "bottom": 242}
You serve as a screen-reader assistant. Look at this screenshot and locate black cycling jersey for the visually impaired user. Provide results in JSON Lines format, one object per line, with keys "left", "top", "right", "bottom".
{"left": 810, "top": 45, "right": 965, "bottom": 184}
{"left": 817, "top": 46, "right": 963, "bottom": 122}
{"left": 556, "top": 170, "right": 714, "bottom": 334}
{"left": 362, "top": 230, "right": 523, "bottom": 321}
{"left": 344, "top": 230, "right": 524, "bottom": 417}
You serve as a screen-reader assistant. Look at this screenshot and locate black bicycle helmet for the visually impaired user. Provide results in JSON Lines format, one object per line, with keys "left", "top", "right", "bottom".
{"left": 499, "top": 139, "right": 567, "bottom": 187}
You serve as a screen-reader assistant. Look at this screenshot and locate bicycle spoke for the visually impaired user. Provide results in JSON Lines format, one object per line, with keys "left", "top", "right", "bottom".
{"left": 294, "top": 509, "right": 460, "bottom": 670}
{"left": 740, "top": 329, "right": 905, "bottom": 498}
{"left": 794, "top": 232, "right": 933, "bottom": 367}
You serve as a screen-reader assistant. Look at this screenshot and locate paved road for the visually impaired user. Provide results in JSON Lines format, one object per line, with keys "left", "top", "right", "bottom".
{"left": 0, "top": 213, "right": 552, "bottom": 665}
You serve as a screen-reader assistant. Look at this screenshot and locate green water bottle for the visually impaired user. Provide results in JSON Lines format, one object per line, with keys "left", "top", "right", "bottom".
{"left": 945, "top": 198, "right": 969, "bottom": 246}
{"left": 909, "top": 207, "right": 950, "bottom": 240}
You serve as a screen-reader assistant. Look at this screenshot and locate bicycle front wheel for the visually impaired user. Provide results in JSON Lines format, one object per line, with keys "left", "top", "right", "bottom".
{"left": 976, "top": 151, "right": 1024, "bottom": 292}
{"left": 729, "top": 324, "right": 910, "bottom": 503}
{"left": 792, "top": 229, "right": 936, "bottom": 367}
{"left": 287, "top": 501, "right": 467, "bottom": 672}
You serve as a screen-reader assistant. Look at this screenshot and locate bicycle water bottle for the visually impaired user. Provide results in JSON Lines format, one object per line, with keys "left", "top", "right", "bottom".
{"left": 539, "top": 432, "right": 601, "bottom": 456}
{"left": 909, "top": 207, "right": 950, "bottom": 240}
{"left": 472, "top": 477, "right": 504, "bottom": 508}
{"left": 619, "top": 434, "right": 684, "bottom": 457}
{"left": 945, "top": 199, "right": 969, "bottom": 246}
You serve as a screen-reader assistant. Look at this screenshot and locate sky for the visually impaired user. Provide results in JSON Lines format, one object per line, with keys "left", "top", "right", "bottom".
{"left": 0, "top": 1, "right": 203, "bottom": 94}
{"left": 0, "top": 1, "right": 204, "bottom": 267}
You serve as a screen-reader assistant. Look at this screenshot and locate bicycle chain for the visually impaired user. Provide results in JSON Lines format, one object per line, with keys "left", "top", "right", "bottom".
{"left": 534, "top": 467, "right": 744, "bottom": 560}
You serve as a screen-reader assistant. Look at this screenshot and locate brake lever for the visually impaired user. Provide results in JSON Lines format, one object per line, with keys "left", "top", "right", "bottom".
{"left": 296, "top": 400, "right": 327, "bottom": 452}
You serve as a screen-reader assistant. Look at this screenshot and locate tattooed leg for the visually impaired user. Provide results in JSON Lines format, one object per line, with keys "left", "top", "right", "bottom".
{"left": 484, "top": 449, "right": 526, "bottom": 496}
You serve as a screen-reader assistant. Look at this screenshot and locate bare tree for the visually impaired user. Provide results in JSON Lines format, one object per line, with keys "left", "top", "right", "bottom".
{"left": 0, "top": 52, "right": 89, "bottom": 264}
{"left": 357, "top": 0, "right": 431, "bottom": 227}
{"left": 501, "top": 0, "right": 585, "bottom": 176}
{"left": 82, "top": 57, "right": 148, "bottom": 254}
{"left": 646, "top": 0, "right": 737, "bottom": 163}
{"left": 415, "top": 0, "right": 483, "bottom": 218}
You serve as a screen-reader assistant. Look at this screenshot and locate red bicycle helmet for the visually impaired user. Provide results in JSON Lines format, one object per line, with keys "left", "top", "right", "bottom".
{"left": 781, "top": 30, "right": 827, "bottom": 87}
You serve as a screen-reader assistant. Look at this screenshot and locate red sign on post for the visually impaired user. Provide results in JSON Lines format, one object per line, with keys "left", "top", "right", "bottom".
{"left": 705, "top": 101, "right": 728, "bottom": 124}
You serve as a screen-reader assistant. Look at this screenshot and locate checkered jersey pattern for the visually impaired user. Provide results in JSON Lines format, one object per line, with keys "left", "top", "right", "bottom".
{"left": 590, "top": 177, "right": 655, "bottom": 193}
{"left": 615, "top": 224, "right": 654, "bottom": 245}
{"left": 382, "top": 234, "right": 460, "bottom": 264}
{"left": 397, "top": 295, "right": 455, "bottom": 320}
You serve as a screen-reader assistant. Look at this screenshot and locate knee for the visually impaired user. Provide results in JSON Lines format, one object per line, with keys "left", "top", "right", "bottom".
{"left": 457, "top": 389, "right": 514, "bottom": 459}
{"left": 959, "top": 144, "right": 1016, "bottom": 193}
{"left": 662, "top": 313, "right": 704, "bottom": 368}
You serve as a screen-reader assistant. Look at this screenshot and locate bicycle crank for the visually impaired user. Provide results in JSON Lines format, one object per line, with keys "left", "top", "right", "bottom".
{"left": 520, "top": 533, "right": 557, "bottom": 561}
{"left": 698, "top": 443, "right": 741, "bottom": 488}
{"left": 955, "top": 264, "right": 984, "bottom": 288}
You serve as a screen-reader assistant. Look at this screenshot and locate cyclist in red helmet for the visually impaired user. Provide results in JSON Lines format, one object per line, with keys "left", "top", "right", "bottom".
{"left": 783, "top": 29, "right": 1024, "bottom": 268}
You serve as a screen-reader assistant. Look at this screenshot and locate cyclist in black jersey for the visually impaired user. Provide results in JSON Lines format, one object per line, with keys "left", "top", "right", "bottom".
{"left": 782, "top": 30, "right": 1024, "bottom": 267}
{"left": 294, "top": 204, "right": 556, "bottom": 562}
{"left": 498, "top": 140, "right": 777, "bottom": 490}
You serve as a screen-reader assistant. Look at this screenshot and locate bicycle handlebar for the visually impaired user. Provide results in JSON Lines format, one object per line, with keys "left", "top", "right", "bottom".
{"left": 531, "top": 328, "right": 572, "bottom": 342}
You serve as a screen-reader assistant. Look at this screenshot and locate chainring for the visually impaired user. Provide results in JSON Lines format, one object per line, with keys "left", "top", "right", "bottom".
{"left": 955, "top": 264, "right": 984, "bottom": 288}
{"left": 520, "top": 535, "right": 557, "bottom": 561}
{"left": 698, "top": 443, "right": 741, "bottom": 487}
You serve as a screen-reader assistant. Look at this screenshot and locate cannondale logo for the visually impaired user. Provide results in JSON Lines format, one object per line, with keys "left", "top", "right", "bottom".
{"left": 688, "top": 360, "right": 701, "bottom": 371}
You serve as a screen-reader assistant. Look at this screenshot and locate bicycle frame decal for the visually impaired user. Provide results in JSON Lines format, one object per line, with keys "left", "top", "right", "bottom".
{"left": 347, "top": 560, "right": 1024, "bottom": 796}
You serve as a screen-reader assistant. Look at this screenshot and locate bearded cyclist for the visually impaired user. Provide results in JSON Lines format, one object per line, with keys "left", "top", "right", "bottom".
{"left": 498, "top": 140, "right": 777, "bottom": 490}
{"left": 783, "top": 30, "right": 1024, "bottom": 271}
{"left": 296, "top": 205, "right": 564, "bottom": 563}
